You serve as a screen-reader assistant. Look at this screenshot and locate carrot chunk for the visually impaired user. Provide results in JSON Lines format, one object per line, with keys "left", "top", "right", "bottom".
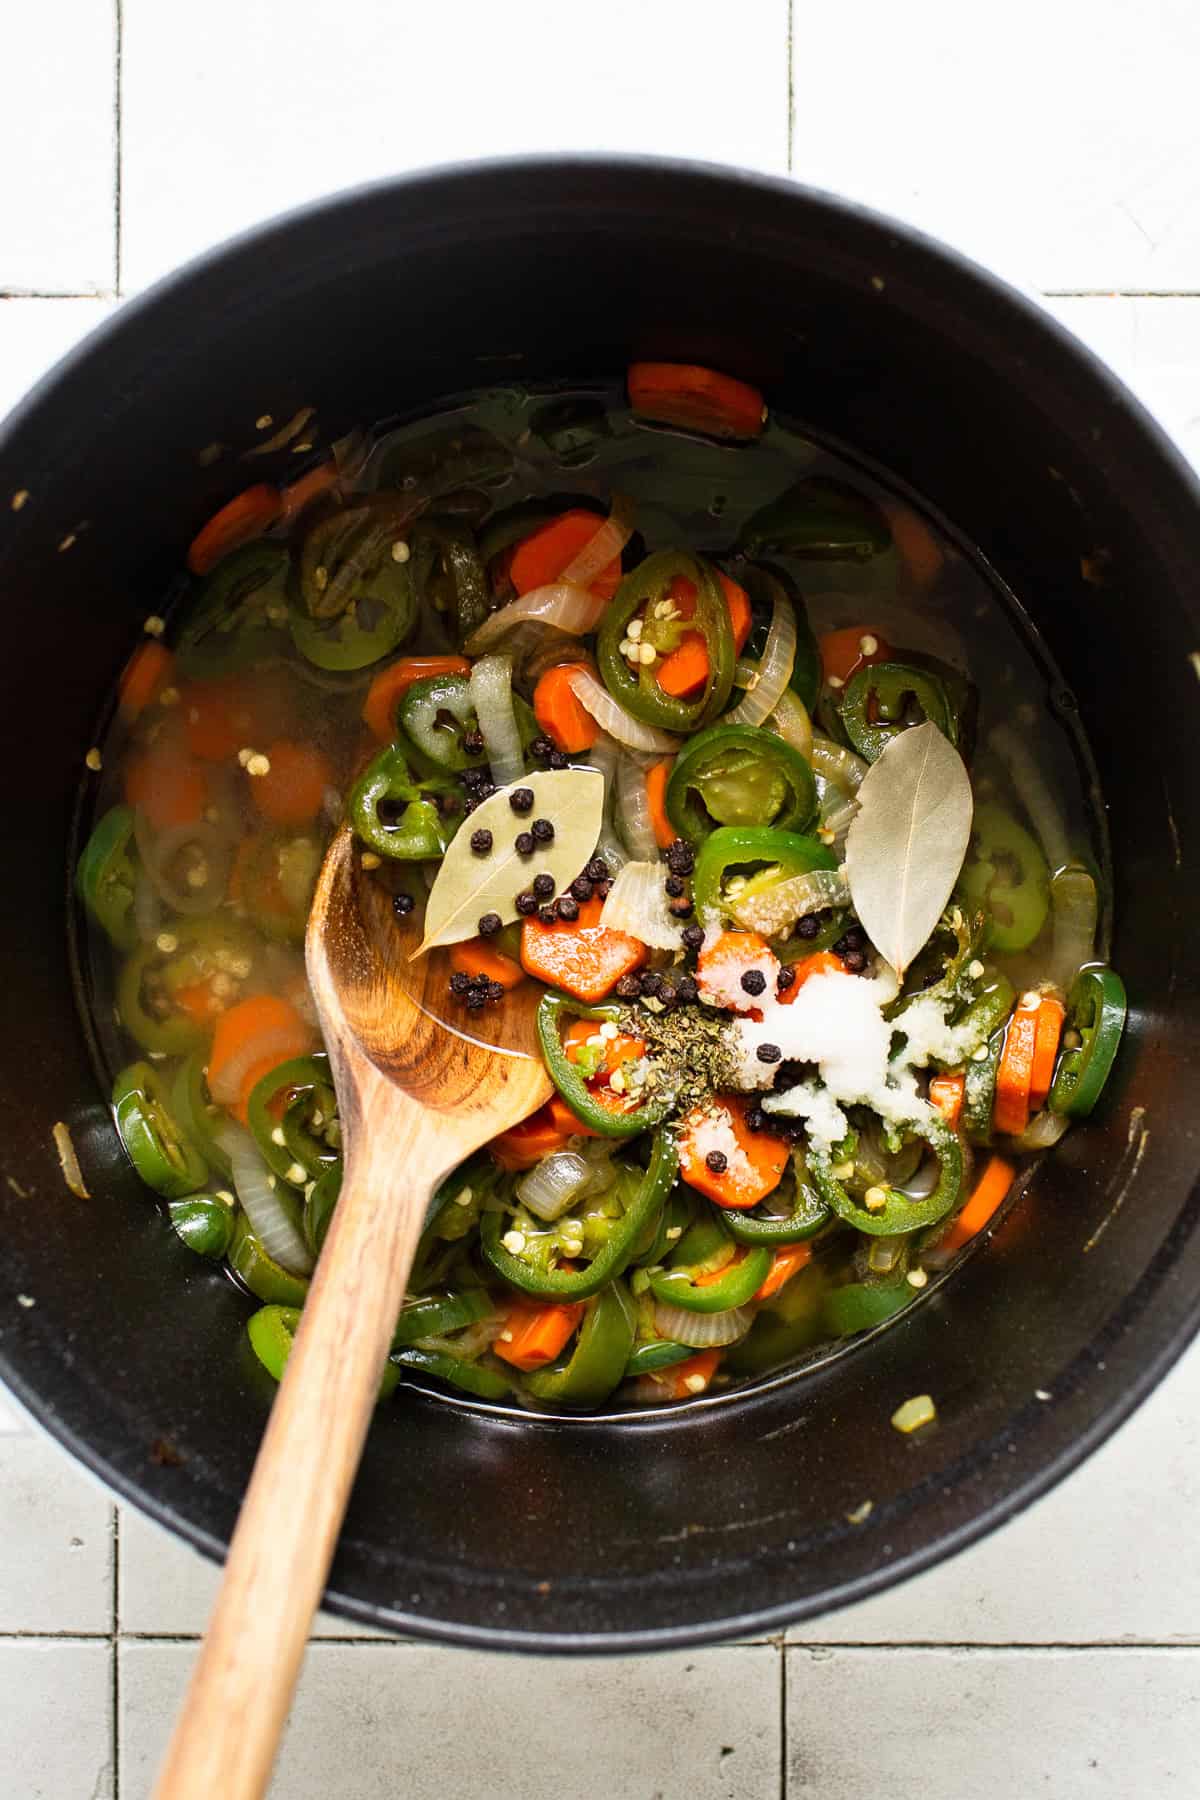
{"left": 510, "top": 509, "right": 622, "bottom": 601}
{"left": 627, "top": 362, "right": 765, "bottom": 440}
{"left": 124, "top": 750, "right": 209, "bottom": 831}
{"left": 645, "top": 758, "right": 676, "bottom": 849}
{"left": 696, "top": 931, "right": 780, "bottom": 1014}
{"left": 490, "top": 1103, "right": 575, "bottom": 1171}
{"left": 361, "top": 656, "right": 471, "bottom": 742}
{"left": 1029, "top": 995, "right": 1067, "bottom": 1111}
{"left": 251, "top": 740, "right": 333, "bottom": 827}
{"left": 819, "top": 626, "right": 894, "bottom": 689}
{"left": 994, "top": 996, "right": 1040, "bottom": 1136}
{"left": 655, "top": 573, "right": 752, "bottom": 699}
{"left": 520, "top": 896, "right": 647, "bottom": 1003}
{"left": 187, "top": 483, "right": 282, "bottom": 577}
{"left": 753, "top": 1242, "right": 813, "bottom": 1302}
{"left": 677, "top": 1094, "right": 790, "bottom": 1208}
{"left": 118, "top": 641, "right": 174, "bottom": 723}
{"left": 494, "top": 1299, "right": 585, "bottom": 1372}
{"left": 941, "top": 1156, "right": 1016, "bottom": 1252}
{"left": 929, "top": 1071, "right": 966, "bottom": 1130}
{"left": 532, "top": 663, "right": 599, "bottom": 753}
{"left": 449, "top": 938, "right": 527, "bottom": 991}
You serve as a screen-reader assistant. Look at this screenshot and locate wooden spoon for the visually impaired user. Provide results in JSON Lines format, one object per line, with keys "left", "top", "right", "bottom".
{"left": 154, "top": 824, "right": 550, "bottom": 1800}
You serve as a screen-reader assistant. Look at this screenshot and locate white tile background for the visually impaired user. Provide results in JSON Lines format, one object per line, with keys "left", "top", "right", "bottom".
{"left": 2, "top": 3, "right": 1199, "bottom": 1795}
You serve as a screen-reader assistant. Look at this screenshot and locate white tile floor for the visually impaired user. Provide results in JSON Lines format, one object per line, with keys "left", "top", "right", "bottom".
{"left": 2, "top": 4, "right": 1199, "bottom": 1795}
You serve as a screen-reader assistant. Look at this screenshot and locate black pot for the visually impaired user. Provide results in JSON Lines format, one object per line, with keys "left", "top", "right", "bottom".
{"left": 1, "top": 157, "right": 1196, "bottom": 1652}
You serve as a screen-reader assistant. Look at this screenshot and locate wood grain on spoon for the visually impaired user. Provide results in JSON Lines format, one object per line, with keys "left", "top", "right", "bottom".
{"left": 154, "top": 825, "right": 550, "bottom": 1800}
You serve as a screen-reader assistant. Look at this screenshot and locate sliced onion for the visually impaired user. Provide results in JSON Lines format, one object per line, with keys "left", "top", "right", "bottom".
{"left": 226, "top": 1125, "right": 314, "bottom": 1278}
{"left": 469, "top": 654, "right": 524, "bottom": 786}
{"left": 821, "top": 796, "right": 860, "bottom": 858}
{"left": 1048, "top": 864, "right": 1098, "bottom": 993}
{"left": 133, "top": 867, "right": 163, "bottom": 943}
{"left": 583, "top": 732, "right": 630, "bottom": 873}
{"left": 566, "top": 666, "right": 680, "bottom": 754}
{"left": 1013, "top": 1110, "right": 1072, "bottom": 1152}
{"left": 600, "top": 859, "right": 680, "bottom": 950}
{"left": 727, "top": 578, "right": 797, "bottom": 727}
{"left": 464, "top": 581, "right": 602, "bottom": 655}
{"left": 766, "top": 690, "right": 814, "bottom": 760}
{"left": 989, "top": 722, "right": 1070, "bottom": 874}
{"left": 811, "top": 736, "right": 868, "bottom": 798}
{"left": 209, "top": 1034, "right": 303, "bottom": 1108}
{"left": 134, "top": 813, "right": 233, "bottom": 916}
{"left": 652, "top": 1299, "right": 755, "bottom": 1348}
{"left": 731, "top": 866, "right": 850, "bottom": 936}
{"left": 516, "top": 1150, "right": 595, "bottom": 1221}
{"left": 615, "top": 754, "right": 660, "bottom": 860}
{"left": 559, "top": 493, "right": 636, "bottom": 587}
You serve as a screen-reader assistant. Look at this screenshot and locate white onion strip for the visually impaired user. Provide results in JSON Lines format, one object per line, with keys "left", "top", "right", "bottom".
{"left": 566, "top": 666, "right": 680, "bottom": 754}
{"left": 727, "top": 581, "right": 797, "bottom": 727}
{"left": 1048, "top": 864, "right": 1098, "bottom": 994}
{"left": 469, "top": 654, "right": 524, "bottom": 786}
{"left": 226, "top": 1126, "right": 314, "bottom": 1278}
{"left": 516, "top": 1151, "right": 594, "bottom": 1222}
{"left": 584, "top": 732, "right": 630, "bottom": 873}
{"left": 766, "top": 690, "right": 814, "bottom": 760}
{"left": 811, "top": 736, "right": 869, "bottom": 798}
{"left": 731, "top": 866, "right": 850, "bottom": 936}
{"left": 652, "top": 1300, "right": 755, "bottom": 1348}
{"left": 616, "top": 754, "right": 660, "bottom": 860}
{"left": 464, "top": 581, "right": 603, "bottom": 656}
{"left": 209, "top": 1031, "right": 305, "bottom": 1108}
{"left": 599, "top": 860, "right": 680, "bottom": 950}
{"left": 559, "top": 493, "right": 636, "bottom": 587}
{"left": 989, "top": 722, "right": 1071, "bottom": 874}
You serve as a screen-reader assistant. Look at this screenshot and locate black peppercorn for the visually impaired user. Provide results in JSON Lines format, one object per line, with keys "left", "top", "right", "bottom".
{"left": 532, "top": 871, "right": 556, "bottom": 899}
{"left": 639, "top": 971, "right": 663, "bottom": 997}
{"left": 449, "top": 971, "right": 471, "bottom": 994}
{"left": 776, "top": 965, "right": 797, "bottom": 993}
{"left": 477, "top": 912, "right": 502, "bottom": 937}
{"left": 570, "top": 875, "right": 593, "bottom": 902}
{"left": 548, "top": 749, "right": 568, "bottom": 770}
{"left": 537, "top": 904, "right": 558, "bottom": 926}
{"left": 756, "top": 1042, "right": 783, "bottom": 1064}
{"left": 586, "top": 857, "right": 609, "bottom": 882}
{"left": 676, "top": 974, "right": 699, "bottom": 1003}
{"left": 745, "top": 1106, "right": 768, "bottom": 1133}
{"left": 741, "top": 969, "right": 767, "bottom": 997}
{"left": 657, "top": 983, "right": 677, "bottom": 1008}
{"left": 392, "top": 892, "right": 415, "bottom": 917}
{"left": 515, "top": 889, "right": 538, "bottom": 915}
{"left": 593, "top": 878, "right": 612, "bottom": 900}
{"left": 664, "top": 874, "right": 685, "bottom": 898}
{"left": 486, "top": 980, "right": 506, "bottom": 1004}
{"left": 705, "top": 1150, "right": 728, "bottom": 1174}
{"left": 665, "top": 838, "right": 695, "bottom": 876}
{"left": 462, "top": 766, "right": 488, "bottom": 790}
{"left": 514, "top": 831, "right": 535, "bottom": 856}
{"left": 842, "top": 949, "right": 867, "bottom": 973}
{"left": 509, "top": 786, "right": 535, "bottom": 814}
{"left": 475, "top": 782, "right": 497, "bottom": 803}
{"left": 469, "top": 828, "right": 493, "bottom": 856}
{"left": 796, "top": 913, "right": 820, "bottom": 940}
{"left": 682, "top": 923, "right": 704, "bottom": 951}
{"left": 614, "top": 974, "right": 642, "bottom": 1000}
{"left": 556, "top": 895, "right": 580, "bottom": 922}
{"left": 465, "top": 990, "right": 487, "bottom": 1013}
{"left": 531, "top": 818, "right": 554, "bottom": 844}
{"left": 462, "top": 727, "right": 485, "bottom": 757}
{"left": 669, "top": 897, "right": 694, "bottom": 919}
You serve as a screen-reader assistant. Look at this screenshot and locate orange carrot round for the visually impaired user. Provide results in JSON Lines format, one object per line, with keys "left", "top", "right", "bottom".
{"left": 124, "top": 751, "right": 208, "bottom": 831}
{"left": 655, "top": 574, "right": 752, "bottom": 699}
{"left": 819, "top": 626, "right": 894, "bottom": 689}
{"left": 929, "top": 1071, "right": 966, "bottom": 1130}
{"left": 187, "top": 483, "right": 282, "bottom": 577}
{"left": 118, "top": 640, "right": 174, "bottom": 723}
{"left": 251, "top": 740, "right": 332, "bottom": 827}
{"left": 753, "top": 1242, "right": 813, "bottom": 1302}
{"left": 510, "top": 510, "right": 622, "bottom": 600}
{"left": 532, "top": 662, "right": 599, "bottom": 753}
{"left": 449, "top": 938, "right": 527, "bottom": 991}
{"left": 490, "top": 1102, "right": 575, "bottom": 1171}
{"left": 994, "top": 997, "right": 1039, "bottom": 1136}
{"left": 494, "top": 1299, "right": 585, "bottom": 1372}
{"left": 280, "top": 459, "right": 340, "bottom": 523}
{"left": 361, "top": 656, "right": 471, "bottom": 742}
{"left": 884, "top": 500, "right": 944, "bottom": 591}
{"left": 207, "top": 994, "right": 314, "bottom": 1120}
{"left": 628, "top": 362, "right": 765, "bottom": 440}
{"left": 942, "top": 1156, "right": 1016, "bottom": 1252}
{"left": 645, "top": 758, "right": 676, "bottom": 849}
{"left": 519, "top": 896, "right": 646, "bottom": 1003}
{"left": 676, "top": 1095, "right": 790, "bottom": 1208}
{"left": 1029, "top": 995, "right": 1067, "bottom": 1111}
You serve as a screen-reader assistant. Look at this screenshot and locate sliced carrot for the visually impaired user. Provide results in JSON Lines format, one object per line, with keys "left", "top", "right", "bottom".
{"left": 1029, "top": 995, "right": 1067, "bottom": 1111}
{"left": 819, "top": 626, "right": 894, "bottom": 689}
{"left": 677, "top": 1094, "right": 790, "bottom": 1209}
{"left": 655, "top": 573, "right": 753, "bottom": 699}
{"left": 230, "top": 1054, "right": 290, "bottom": 1128}
{"left": 645, "top": 758, "right": 676, "bottom": 849}
{"left": 627, "top": 362, "right": 765, "bottom": 440}
{"left": 509, "top": 509, "right": 622, "bottom": 601}
{"left": 753, "top": 1242, "right": 813, "bottom": 1302}
{"left": 563, "top": 1019, "right": 645, "bottom": 1084}
{"left": 520, "top": 895, "right": 647, "bottom": 1004}
{"left": 635, "top": 1348, "right": 723, "bottom": 1403}
{"left": 207, "top": 995, "right": 314, "bottom": 1121}
{"left": 180, "top": 679, "right": 242, "bottom": 762}
{"left": 941, "top": 1155, "right": 1016, "bottom": 1253}
{"left": 696, "top": 930, "right": 780, "bottom": 1014}
{"left": 778, "top": 950, "right": 848, "bottom": 1004}
{"left": 532, "top": 662, "right": 599, "bottom": 753}
{"left": 280, "top": 459, "right": 340, "bottom": 524}
{"left": 494, "top": 1298, "right": 585, "bottom": 1372}
{"left": 883, "top": 499, "right": 944, "bottom": 592}
{"left": 547, "top": 1092, "right": 605, "bottom": 1140}
{"left": 124, "top": 750, "right": 209, "bottom": 831}
{"left": 449, "top": 938, "right": 527, "bottom": 991}
{"left": 172, "top": 981, "right": 223, "bottom": 1027}
{"left": 251, "top": 739, "right": 332, "bottom": 827}
{"left": 994, "top": 995, "right": 1039, "bottom": 1136}
{"left": 929, "top": 1071, "right": 966, "bottom": 1130}
{"left": 361, "top": 655, "right": 471, "bottom": 742}
{"left": 187, "top": 483, "right": 282, "bottom": 577}
{"left": 118, "top": 640, "right": 174, "bottom": 723}
{"left": 490, "top": 1103, "right": 575, "bottom": 1171}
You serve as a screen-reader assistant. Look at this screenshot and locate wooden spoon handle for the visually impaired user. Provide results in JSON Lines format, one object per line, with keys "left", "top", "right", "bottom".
{"left": 153, "top": 1069, "right": 442, "bottom": 1800}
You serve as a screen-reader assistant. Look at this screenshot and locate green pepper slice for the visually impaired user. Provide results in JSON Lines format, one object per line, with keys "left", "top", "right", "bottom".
{"left": 691, "top": 824, "right": 836, "bottom": 925}
{"left": 647, "top": 1210, "right": 771, "bottom": 1312}
{"left": 822, "top": 1278, "right": 912, "bottom": 1337}
{"left": 482, "top": 1128, "right": 678, "bottom": 1299}
{"left": 392, "top": 1289, "right": 494, "bottom": 1348}
{"left": 348, "top": 743, "right": 456, "bottom": 860}
{"left": 171, "top": 1050, "right": 233, "bottom": 1179}
{"left": 76, "top": 805, "right": 139, "bottom": 951}
{"left": 537, "top": 994, "right": 671, "bottom": 1140}
{"left": 248, "top": 1054, "right": 338, "bottom": 1183}
{"left": 113, "top": 1061, "right": 209, "bottom": 1199}
{"left": 725, "top": 1261, "right": 830, "bottom": 1373}
{"left": 1049, "top": 967, "right": 1126, "bottom": 1117}
{"left": 624, "top": 1339, "right": 694, "bottom": 1377}
{"left": 392, "top": 1344, "right": 513, "bottom": 1400}
{"left": 837, "top": 661, "right": 955, "bottom": 763}
{"left": 722, "top": 1157, "right": 832, "bottom": 1245}
{"left": 596, "top": 550, "right": 734, "bottom": 732}
{"left": 168, "top": 1192, "right": 236, "bottom": 1258}
{"left": 524, "top": 1279, "right": 637, "bottom": 1406}
{"left": 248, "top": 1303, "right": 400, "bottom": 1397}
{"left": 631, "top": 1186, "right": 694, "bottom": 1268}
{"left": 239, "top": 831, "right": 322, "bottom": 945}
{"left": 116, "top": 916, "right": 263, "bottom": 1055}
{"left": 809, "top": 1114, "right": 964, "bottom": 1236}
{"left": 410, "top": 523, "right": 490, "bottom": 643}
{"left": 397, "top": 673, "right": 482, "bottom": 772}
{"left": 291, "top": 501, "right": 419, "bottom": 670}
{"left": 666, "top": 726, "right": 817, "bottom": 848}
{"left": 304, "top": 1162, "right": 341, "bottom": 1259}
{"left": 740, "top": 477, "right": 892, "bottom": 561}
{"left": 228, "top": 1212, "right": 311, "bottom": 1306}
{"left": 177, "top": 543, "right": 291, "bottom": 678}
{"left": 960, "top": 803, "right": 1050, "bottom": 952}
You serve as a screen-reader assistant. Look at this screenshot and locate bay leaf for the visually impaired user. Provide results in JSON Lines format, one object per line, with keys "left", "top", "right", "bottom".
{"left": 844, "top": 721, "right": 973, "bottom": 978}
{"left": 415, "top": 767, "right": 605, "bottom": 953}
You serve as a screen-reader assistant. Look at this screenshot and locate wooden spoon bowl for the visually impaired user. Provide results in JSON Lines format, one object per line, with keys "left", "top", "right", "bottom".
{"left": 154, "top": 824, "right": 550, "bottom": 1800}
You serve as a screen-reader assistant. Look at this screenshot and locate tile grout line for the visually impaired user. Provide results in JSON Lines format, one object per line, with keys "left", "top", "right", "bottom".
{"left": 112, "top": 1506, "right": 120, "bottom": 1800}
{"left": 778, "top": 1636, "right": 788, "bottom": 1800}
{"left": 785, "top": 0, "right": 795, "bottom": 172}
{"left": 113, "top": 0, "right": 124, "bottom": 296}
